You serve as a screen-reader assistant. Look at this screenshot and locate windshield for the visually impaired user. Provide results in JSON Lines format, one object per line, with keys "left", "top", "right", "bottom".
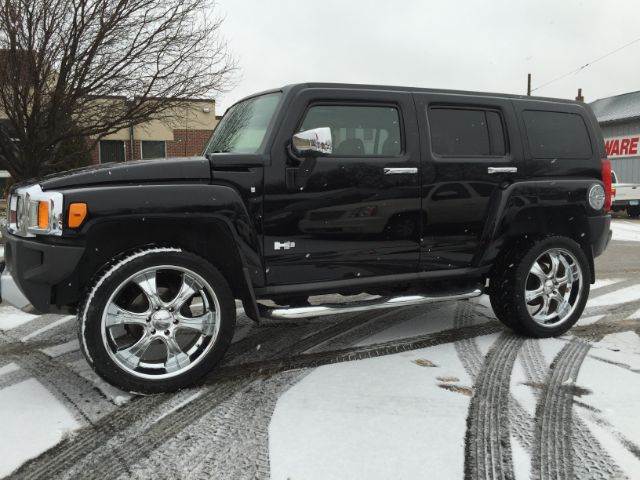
{"left": 206, "top": 92, "right": 282, "bottom": 154}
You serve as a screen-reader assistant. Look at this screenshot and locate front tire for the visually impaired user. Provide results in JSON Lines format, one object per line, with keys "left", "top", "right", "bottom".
{"left": 78, "top": 247, "right": 235, "bottom": 393}
{"left": 489, "top": 236, "right": 590, "bottom": 337}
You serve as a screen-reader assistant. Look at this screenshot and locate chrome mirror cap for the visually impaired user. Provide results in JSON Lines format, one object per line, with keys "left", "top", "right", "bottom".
{"left": 292, "top": 127, "right": 332, "bottom": 157}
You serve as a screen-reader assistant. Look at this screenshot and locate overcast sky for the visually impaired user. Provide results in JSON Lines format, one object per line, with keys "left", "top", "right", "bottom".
{"left": 213, "top": 0, "right": 640, "bottom": 113}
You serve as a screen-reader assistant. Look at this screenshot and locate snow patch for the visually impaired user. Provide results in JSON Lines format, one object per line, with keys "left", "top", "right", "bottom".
{"left": 40, "top": 339, "right": 80, "bottom": 358}
{"left": 587, "top": 284, "right": 640, "bottom": 307}
{"left": 68, "top": 359, "right": 132, "bottom": 405}
{"left": 21, "top": 315, "right": 75, "bottom": 342}
{"left": 575, "top": 354, "right": 640, "bottom": 473}
{"left": 0, "top": 378, "right": 80, "bottom": 478}
{"left": 0, "top": 362, "right": 20, "bottom": 376}
{"left": 591, "top": 278, "right": 624, "bottom": 290}
{"left": 511, "top": 433, "right": 532, "bottom": 480}
{"left": 611, "top": 220, "right": 640, "bottom": 242}
{"left": 0, "top": 304, "right": 37, "bottom": 330}
{"left": 269, "top": 342, "right": 472, "bottom": 480}
{"left": 576, "top": 314, "right": 605, "bottom": 326}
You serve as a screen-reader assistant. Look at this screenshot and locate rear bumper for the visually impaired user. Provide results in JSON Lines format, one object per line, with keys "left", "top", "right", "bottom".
{"left": 3, "top": 230, "right": 85, "bottom": 312}
{"left": 588, "top": 214, "right": 611, "bottom": 259}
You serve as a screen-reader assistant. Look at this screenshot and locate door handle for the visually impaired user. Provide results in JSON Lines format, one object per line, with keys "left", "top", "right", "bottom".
{"left": 487, "top": 167, "right": 518, "bottom": 174}
{"left": 384, "top": 167, "right": 418, "bottom": 175}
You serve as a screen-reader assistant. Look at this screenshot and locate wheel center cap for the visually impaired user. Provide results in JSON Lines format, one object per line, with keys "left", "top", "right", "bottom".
{"left": 544, "top": 279, "right": 554, "bottom": 294}
{"left": 151, "top": 309, "right": 173, "bottom": 330}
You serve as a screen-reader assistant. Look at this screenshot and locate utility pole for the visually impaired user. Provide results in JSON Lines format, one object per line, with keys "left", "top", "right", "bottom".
{"left": 527, "top": 73, "right": 532, "bottom": 96}
{"left": 575, "top": 88, "right": 584, "bottom": 102}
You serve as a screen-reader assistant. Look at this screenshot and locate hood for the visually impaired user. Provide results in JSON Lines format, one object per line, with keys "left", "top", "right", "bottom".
{"left": 39, "top": 157, "right": 211, "bottom": 190}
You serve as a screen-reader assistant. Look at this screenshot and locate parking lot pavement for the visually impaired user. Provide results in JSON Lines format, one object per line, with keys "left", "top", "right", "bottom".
{"left": 0, "top": 220, "right": 639, "bottom": 479}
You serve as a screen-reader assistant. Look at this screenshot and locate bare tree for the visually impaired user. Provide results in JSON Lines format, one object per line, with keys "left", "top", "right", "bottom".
{"left": 0, "top": 0, "right": 235, "bottom": 181}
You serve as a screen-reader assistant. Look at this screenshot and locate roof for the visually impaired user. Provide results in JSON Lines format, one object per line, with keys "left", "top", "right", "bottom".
{"left": 228, "top": 82, "right": 581, "bottom": 112}
{"left": 590, "top": 90, "right": 640, "bottom": 125}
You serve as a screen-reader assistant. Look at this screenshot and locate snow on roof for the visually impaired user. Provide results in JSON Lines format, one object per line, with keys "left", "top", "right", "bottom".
{"left": 590, "top": 90, "right": 640, "bottom": 125}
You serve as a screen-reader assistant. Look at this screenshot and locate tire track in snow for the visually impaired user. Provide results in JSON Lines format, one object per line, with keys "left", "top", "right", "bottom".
{"left": 454, "top": 303, "right": 535, "bottom": 454}
{"left": 521, "top": 339, "right": 625, "bottom": 480}
{"left": 464, "top": 333, "right": 524, "bottom": 480}
{"left": 69, "top": 314, "right": 380, "bottom": 478}
{"left": 532, "top": 339, "right": 591, "bottom": 480}
{"left": 456, "top": 302, "right": 624, "bottom": 480}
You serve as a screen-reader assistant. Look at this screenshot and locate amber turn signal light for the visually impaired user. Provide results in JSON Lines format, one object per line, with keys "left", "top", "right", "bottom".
{"left": 68, "top": 203, "right": 87, "bottom": 228}
{"left": 37, "top": 201, "right": 49, "bottom": 229}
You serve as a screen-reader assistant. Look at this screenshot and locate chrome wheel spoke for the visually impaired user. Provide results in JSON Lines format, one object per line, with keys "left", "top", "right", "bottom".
{"left": 105, "top": 303, "right": 149, "bottom": 328}
{"left": 534, "top": 295, "right": 551, "bottom": 319}
{"left": 168, "top": 275, "right": 197, "bottom": 311}
{"left": 530, "top": 261, "right": 547, "bottom": 281}
{"left": 115, "top": 333, "right": 155, "bottom": 369}
{"left": 548, "top": 252, "right": 560, "bottom": 278}
{"left": 176, "top": 311, "right": 215, "bottom": 335}
{"left": 525, "top": 286, "right": 544, "bottom": 303}
{"left": 162, "top": 335, "right": 191, "bottom": 373}
{"left": 133, "top": 271, "right": 162, "bottom": 309}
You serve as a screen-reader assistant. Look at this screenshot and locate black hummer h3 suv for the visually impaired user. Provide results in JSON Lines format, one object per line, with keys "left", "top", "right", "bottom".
{"left": 2, "top": 83, "right": 612, "bottom": 393}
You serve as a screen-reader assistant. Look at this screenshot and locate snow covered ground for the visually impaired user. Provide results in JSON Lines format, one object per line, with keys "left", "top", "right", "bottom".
{"left": 611, "top": 218, "right": 640, "bottom": 242}
{"left": 0, "top": 227, "right": 639, "bottom": 479}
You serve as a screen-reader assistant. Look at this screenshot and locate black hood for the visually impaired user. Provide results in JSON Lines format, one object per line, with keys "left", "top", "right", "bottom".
{"left": 39, "top": 157, "right": 211, "bottom": 190}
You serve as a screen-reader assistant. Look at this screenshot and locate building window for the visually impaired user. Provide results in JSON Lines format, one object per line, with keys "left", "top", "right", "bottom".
{"left": 141, "top": 141, "right": 166, "bottom": 159}
{"left": 99, "top": 140, "right": 125, "bottom": 163}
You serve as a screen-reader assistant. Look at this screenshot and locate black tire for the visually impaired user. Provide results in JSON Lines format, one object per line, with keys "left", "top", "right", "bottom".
{"left": 78, "top": 247, "right": 235, "bottom": 393}
{"left": 627, "top": 206, "right": 640, "bottom": 218}
{"left": 488, "top": 236, "right": 590, "bottom": 338}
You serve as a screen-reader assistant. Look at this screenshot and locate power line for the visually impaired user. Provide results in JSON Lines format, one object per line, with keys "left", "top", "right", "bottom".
{"left": 531, "top": 35, "right": 640, "bottom": 93}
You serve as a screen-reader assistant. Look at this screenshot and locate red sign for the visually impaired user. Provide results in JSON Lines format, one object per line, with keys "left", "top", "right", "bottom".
{"left": 605, "top": 135, "right": 640, "bottom": 158}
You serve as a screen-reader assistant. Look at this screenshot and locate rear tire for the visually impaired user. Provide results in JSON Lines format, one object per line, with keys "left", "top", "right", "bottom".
{"left": 78, "top": 247, "right": 235, "bottom": 394}
{"left": 489, "top": 236, "right": 590, "bottom": 338}
{"left": 627, "top": 206, "right": 640, "bottom": 218}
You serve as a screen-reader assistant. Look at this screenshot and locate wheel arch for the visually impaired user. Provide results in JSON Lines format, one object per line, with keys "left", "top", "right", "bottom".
{"left": 61, "top": 216, "right": 263, "bottom": 320}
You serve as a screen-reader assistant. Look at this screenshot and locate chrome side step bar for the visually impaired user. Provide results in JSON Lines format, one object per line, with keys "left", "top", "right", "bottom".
{"left": 259, "top": 288, "right": 482, "bottom": 320}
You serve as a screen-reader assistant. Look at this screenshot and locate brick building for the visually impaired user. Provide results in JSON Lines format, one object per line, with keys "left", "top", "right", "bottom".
{"left": 91, "top": 97, "right": 218, "bottom": 164}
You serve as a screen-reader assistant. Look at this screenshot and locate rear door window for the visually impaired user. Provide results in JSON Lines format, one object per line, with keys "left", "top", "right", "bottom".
{"left": 428, "top": 108, "right": 506, "bottom": 157}
{"left": 522, "top": 110, "right": 592, "bottom": 159}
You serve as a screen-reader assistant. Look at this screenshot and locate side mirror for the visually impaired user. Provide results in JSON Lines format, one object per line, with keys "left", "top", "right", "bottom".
{"left": 291, "top": 127, "right": 332, "bottom": 157}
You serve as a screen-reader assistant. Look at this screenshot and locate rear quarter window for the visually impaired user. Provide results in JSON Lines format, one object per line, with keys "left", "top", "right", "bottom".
{"left": 523, "top": 110, "right": 592, "bottom": 159}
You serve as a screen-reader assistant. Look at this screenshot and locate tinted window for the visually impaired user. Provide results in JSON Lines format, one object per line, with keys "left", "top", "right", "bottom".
{"left": 429, "top": 108, "right": 506, "bottom": 156}
{"left": 523, "top": 110, "right": 592, "bottom": 158}
{"left": 299, "top": 105, "right": 401, "bottom": 156}
{"left": 141, "top": 140, "right": 166, "bottom": 159}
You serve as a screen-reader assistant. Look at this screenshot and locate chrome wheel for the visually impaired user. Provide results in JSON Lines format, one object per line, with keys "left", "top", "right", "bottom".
{"left": 101, "top": 265, "right": 221, "bottom": 380}
{"left": 524, "top": 248, "right": 583, "bottom": 328}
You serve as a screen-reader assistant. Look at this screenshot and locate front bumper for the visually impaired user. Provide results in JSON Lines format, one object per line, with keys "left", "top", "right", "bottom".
{"left": 3, "top": 230, "right": 85, "bottom": 312}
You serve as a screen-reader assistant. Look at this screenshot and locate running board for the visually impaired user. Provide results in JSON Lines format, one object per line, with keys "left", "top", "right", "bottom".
{"left": 259, "top": 288, "right": 483, "bottom": 320}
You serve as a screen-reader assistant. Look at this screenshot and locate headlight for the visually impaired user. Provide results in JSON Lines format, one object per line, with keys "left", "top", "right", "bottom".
{"left": 7, "top": 184, "right": 63, "bottom": 237}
